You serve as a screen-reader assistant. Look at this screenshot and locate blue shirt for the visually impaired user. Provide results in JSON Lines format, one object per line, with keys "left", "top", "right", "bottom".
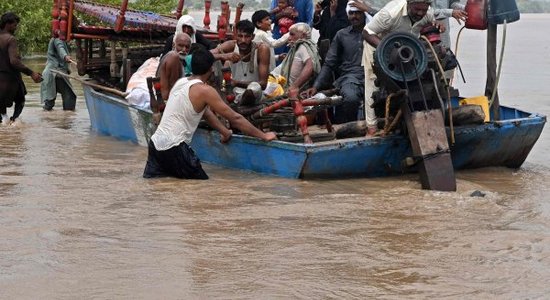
{"left": 270, "top": 0, "right": 313, "bottom": 38}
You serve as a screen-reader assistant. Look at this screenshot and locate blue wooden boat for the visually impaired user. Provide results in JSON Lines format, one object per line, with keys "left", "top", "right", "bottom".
{"left": 83, "top": 84, "right": 546, "bottom": 179}
{"left": 67, "top": 0, "right": 545, "bottom": 179}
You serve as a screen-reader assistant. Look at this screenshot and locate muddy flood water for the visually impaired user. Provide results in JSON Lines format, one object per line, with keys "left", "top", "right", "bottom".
{"left": 1, "top": 14, "right": 549, "bottom": 299}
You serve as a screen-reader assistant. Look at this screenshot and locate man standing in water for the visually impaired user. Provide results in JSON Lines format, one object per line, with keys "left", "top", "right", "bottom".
{"left": 0, "top": 12, "right": 42, "bottom": 125}
{"left": 41, "top": 35, "right": 77, "bottom": 111}
{"left": 143, "top": 48, "right": 277, "bottom": 179}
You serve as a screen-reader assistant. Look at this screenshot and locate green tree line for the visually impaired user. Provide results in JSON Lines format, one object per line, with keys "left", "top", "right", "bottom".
{"left": 2, "top": 0, "right": 550, "bottom": 55}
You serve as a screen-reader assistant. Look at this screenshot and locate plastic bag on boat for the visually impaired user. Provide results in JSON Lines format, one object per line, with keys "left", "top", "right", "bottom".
{"left": 263, "top": 74, "right": 286, "bottom": 98}
{"left": 312, "top": 92, "right": 327, "bottom": 100}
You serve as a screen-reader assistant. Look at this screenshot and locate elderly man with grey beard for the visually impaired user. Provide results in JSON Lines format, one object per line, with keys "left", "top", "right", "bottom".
{"left": 270, "top": 22, "right": 321, "bottom": 92}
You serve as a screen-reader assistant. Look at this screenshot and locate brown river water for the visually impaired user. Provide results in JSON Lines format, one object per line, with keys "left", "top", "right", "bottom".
{"left": 1, "top": 14, "right": 549, "bottom": 299}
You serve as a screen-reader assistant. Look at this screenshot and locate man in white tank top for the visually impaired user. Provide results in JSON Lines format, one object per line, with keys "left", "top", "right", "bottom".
{"left": 212, "top": 20, "right": 272, "bottom": 97}
{"left": 143, "top": 48, "right": 277, "bottom": 179}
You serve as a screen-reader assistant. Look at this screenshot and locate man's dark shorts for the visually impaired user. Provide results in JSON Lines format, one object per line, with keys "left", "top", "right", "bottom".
{"left": 143, "top": 139, "right": 208, "bottom": 179}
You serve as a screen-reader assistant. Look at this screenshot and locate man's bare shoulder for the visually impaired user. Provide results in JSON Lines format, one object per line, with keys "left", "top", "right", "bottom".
{"left": 189, "top": 81, "right": 221, "bottom": 109}
{"left": 256, "top": 43, "right": 271, "bottom": 60}
{"left": 0, "top": 33, "right": 17, "bottom": 45}
{"left": 257, "top": 42, "right": 270, "bottom": 52}
{"left": 161, "top": 51, "right": 179, "bottom": 64}
{"left": 189, "top": 81, "right": 215, "bottom": 94}
{"left": 220, "top": 39, "right": 235, "bottom": 46}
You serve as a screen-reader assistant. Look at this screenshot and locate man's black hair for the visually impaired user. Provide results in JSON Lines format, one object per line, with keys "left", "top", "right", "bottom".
{"left": 235, "top": 20, "right": 255, "bottom": 35}
{"left": 189, "top": 42, "right": 207, "bottom": 55}
{"left": 191, "top": 47, "right": 215, "bottom": 75}
{"left": 0, "top": 12, "right": 20, "bottom": 30}
{"left": 251, "top": 10, "right": 270, "bottom": 29}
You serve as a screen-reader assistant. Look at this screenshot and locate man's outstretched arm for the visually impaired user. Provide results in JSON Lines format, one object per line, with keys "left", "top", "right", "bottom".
{"left": 196, "top": 84, "right": 277, "bottom": 141}
{"left": 202, "top": 108, "right": 232, "bottom": 143}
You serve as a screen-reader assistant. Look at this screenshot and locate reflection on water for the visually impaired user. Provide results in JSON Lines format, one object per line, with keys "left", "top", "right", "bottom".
{"left": 0, "top": 14, "right": 549, "bottom": 299}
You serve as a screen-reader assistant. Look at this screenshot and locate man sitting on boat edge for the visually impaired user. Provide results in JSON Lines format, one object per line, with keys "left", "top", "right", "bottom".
{"left": 143, "top": 48, "right": 277, "bottom": 180}
{"left": 157, "top": 32, "right": 192, "bottom": 103}
{"left": 212, "top": 20, "right": 272, "bottom": 101}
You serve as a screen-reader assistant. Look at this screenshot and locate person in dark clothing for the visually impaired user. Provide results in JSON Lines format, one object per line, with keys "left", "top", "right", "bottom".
{"left": 305, "top": 3, "right": 370, "bottom": 124}
{"left": 312, "top": 0, "right": 350, "bottom": 46}
{"left": 0, "top": 12, "right": 42, "bottom": 125}
{"left": 313, "top": 0, "right": 378, "bottom": 46}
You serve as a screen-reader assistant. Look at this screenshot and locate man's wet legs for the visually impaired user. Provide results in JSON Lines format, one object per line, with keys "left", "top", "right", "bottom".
{"left": 58, "top": 77, "right": 76, "bottom": 111}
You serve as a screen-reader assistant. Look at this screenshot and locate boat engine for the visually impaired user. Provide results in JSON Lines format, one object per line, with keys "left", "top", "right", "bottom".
{"left": 371, "top": 29, "right": 458, "bottom": 119}
{"left": 371, "top": 30, "right": 459, "bottom": 191}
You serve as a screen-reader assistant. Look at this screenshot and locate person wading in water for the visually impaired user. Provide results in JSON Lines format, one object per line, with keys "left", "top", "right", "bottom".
{"left": 0, "top": 12, "right": 42, "bottom": 125}
{"left": 143, "top": 48, "right": 277, "bottom": 179}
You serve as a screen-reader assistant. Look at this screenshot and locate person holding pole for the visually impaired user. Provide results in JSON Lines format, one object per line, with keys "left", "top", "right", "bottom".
{"left": 41, "top": 35, "right": 77, "bottom": 111}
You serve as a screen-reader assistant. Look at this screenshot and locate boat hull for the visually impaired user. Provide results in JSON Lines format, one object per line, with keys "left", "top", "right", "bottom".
{"left": 83, "top": 85, "right": 546, "bottom": 179}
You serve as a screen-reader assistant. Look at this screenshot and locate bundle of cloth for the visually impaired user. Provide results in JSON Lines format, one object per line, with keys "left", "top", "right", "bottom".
{"left": 125, "top": 57, "right": 160, "bottom": 109}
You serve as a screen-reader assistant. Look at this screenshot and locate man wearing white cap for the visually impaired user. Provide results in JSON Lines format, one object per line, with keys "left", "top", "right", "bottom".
{"left": 162, "top": 15, "right": 216, "bottom": 55}
{"left": 361, "top": 0, "right": 443, "bottom": 135}
{"left": 305, "top": 0, "right": 372, "bottom": 124}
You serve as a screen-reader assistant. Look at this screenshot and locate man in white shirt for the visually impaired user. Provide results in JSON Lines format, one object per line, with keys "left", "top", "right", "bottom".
{"left": 252, "top": 9, "right": 289, "bottom": 69}
{"left": 270, "top": 23, "right": 321, "bottom": 91}
{"left": 361, "top": 0, "right": 443, "bottom": 135}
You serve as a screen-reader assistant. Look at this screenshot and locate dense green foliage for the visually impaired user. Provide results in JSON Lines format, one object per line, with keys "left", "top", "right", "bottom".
{"left": 96, "top": 0, "right": 182, "bottom": 14}
{"left": 0, "top": 0, "right": 51, "bottom": 54}
{"left": 2, "top": 0, "right": 550, "bottom": 55}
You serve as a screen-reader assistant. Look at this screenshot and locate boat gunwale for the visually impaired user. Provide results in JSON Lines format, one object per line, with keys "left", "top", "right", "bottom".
{"left": 85, "top": 84, "right": 547, "bottom": 151}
